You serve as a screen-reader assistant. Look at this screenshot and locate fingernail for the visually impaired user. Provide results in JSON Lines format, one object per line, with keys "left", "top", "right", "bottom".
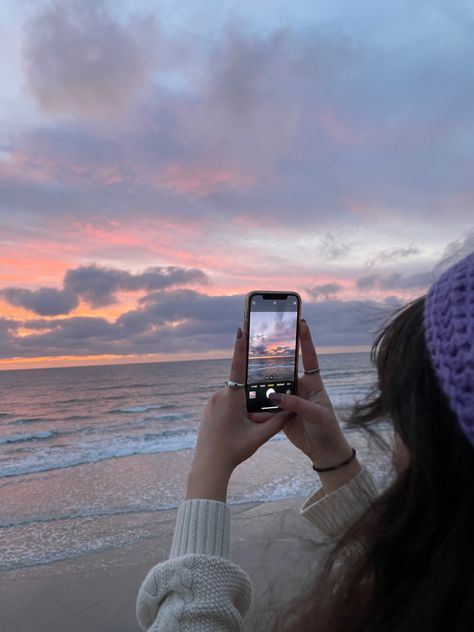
{"left": 269, "top": 392, "right": 283, "bottom": 404}
{"left": 236, "top": 327, "right": 243, "bottom": 339}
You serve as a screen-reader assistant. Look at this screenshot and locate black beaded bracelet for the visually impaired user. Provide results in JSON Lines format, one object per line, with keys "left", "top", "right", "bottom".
{"left": 312, "top": 448, "right": 357, "bottom": 472}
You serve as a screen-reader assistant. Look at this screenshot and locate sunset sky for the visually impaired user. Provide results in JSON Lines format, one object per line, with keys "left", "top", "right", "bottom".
{"left": 1, "top": 0, "right": 473, "bottom": 370}
{"left": 249, "top": 311, "right": 298, "bottom": 358}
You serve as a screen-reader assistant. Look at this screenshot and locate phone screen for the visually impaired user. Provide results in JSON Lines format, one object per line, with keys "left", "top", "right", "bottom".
{"left": 245, "top": 292, "right": 300, "bottom": 412}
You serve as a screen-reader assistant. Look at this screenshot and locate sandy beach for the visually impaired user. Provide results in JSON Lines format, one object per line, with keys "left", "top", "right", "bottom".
{"left": 1, "top": 414, "right": 391, "bottom": 632}
{"left": 1, "top": 494, "right": 329, "bottom": 632}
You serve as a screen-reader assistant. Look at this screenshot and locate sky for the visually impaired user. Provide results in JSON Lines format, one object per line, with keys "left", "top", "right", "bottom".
{"left": 0, "top": 0, "right": 473, "bottom": 370}
{"left": 249, "top": 311, "right": 298, "bottom": 358}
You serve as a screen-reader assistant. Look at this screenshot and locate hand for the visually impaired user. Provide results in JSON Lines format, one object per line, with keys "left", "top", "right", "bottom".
{"left": 190, "top": 327, "right": 293, "bottom": 477}
{"left": 270, "top": 320, "right": 354, "bottom": 469}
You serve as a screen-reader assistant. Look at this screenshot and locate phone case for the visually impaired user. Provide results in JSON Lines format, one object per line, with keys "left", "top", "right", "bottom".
{"left": 244, "top": 291, "right": 301, "bottom": 412}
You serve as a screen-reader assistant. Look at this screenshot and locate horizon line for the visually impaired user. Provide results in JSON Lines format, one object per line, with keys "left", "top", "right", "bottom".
{"left": 0, "top": 347, "right": 371, "bottom": 372}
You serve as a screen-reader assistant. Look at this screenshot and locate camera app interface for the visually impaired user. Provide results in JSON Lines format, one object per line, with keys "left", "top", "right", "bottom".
{"left": 247, "top": 295, "right": 298, "bottom": 410}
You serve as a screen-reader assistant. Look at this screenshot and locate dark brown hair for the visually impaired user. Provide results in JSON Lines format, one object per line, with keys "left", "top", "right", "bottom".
{"left": 269, "top": 296, "right": 474, "bottom": 631}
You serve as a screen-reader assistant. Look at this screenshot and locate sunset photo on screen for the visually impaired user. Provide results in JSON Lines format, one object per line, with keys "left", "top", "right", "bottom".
{"left": 248, "top": 311, "right": 298, "bottom": 383}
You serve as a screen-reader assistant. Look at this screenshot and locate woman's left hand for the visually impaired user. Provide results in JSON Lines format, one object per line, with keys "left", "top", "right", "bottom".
{"left": 189, "top": 327, "right": 293, "bottom": 481}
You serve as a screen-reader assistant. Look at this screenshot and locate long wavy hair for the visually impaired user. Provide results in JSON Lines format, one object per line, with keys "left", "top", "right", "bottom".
{"left": 270, "top": 296, "right": 474, "bottom": 631}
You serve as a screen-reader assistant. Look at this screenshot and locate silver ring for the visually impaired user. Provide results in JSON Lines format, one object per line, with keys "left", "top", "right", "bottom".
{"left": 304, "top": 367, "right": 320, "bottom": 374}
{"left": 225, "top": 379, "right": 245, "bottom": 389}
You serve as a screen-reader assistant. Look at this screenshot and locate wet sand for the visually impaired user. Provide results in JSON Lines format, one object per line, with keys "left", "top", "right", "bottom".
{"left": 1, "top": 495, "right": 328, "bottom": 632}
{"left": 1, "top": 420, "right": 392, "bottom": 631}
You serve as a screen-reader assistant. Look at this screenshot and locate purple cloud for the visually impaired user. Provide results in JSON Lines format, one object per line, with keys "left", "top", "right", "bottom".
{"left": 64, "top": 264, "right": 208, "bottom": 308}
{"left": 1, "top": 11, "right": 470, "bottom": 234}
{"left": 22, "top": 0, "right": 158, "bottom": 121}
{"left": 0, "top": 290, "right": 392, "bottom": 360}
{"left": 1, "top": 288, "right": 78, "bottom": 317}
{"left": 306, "top": 283, "right": 343, "bottom": 299}
{"left": 0, "top": 264, "right": 208, "bottom": 315}
{"left": 365, "top": 246, "right": 421, "bottom": 267}
{"left": 357, "top": 271, "right": 433, "bottom": 291}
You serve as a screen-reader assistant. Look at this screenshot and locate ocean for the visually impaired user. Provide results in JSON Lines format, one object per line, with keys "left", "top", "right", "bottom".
{"left": 247, "top": 356, "right": 295, "bottom": 383}
{"left": 0, "top": 353, "right": 389, "bottom": 572}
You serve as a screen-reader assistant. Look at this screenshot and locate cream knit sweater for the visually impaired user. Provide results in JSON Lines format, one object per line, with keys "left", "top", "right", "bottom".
{"left": 136, "top": 468, "right": 378, "bottom": 631}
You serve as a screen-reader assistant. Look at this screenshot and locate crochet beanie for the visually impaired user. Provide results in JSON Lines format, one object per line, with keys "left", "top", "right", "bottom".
{"left": 424, "top": 251, "right": 474, "bottom": 446}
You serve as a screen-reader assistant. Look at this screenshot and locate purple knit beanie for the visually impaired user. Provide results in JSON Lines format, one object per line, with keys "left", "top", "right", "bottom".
{"left": 424, "top": 251, "right": 474, "bottom": 446}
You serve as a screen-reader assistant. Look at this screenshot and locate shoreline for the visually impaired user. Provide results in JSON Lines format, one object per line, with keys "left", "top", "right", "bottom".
{"left": 1, "top": 494, "right": 325, "bottom": 632}
{"left": 2, "top": 420, "right": 391, "bottom": 574}
{"left": 1, "top": 493, "right": 316, "bottom": 573}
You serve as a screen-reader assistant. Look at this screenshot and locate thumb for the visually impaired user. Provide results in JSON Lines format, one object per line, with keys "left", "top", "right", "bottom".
{"left": 269, "top": 392, "right": 324, "bottom": 418}
{"left": 256, "top": 410, "right": 294, "bottom": 443}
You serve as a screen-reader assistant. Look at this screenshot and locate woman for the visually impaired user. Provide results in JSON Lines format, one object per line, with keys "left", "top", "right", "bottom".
{"left": 136, "top": 252, "right": 474, "bottom": 631}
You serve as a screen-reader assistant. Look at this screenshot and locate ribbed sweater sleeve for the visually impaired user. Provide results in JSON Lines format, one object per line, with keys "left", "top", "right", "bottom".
{"left": 300, "top": 468, "right": 379, "bottom": 538}
{"left": 169, "top": 499, "right": 230, "bottom": 558}
{"left": 136, "top": 469, "right": 379, "bottom": 630}
{"left": 136, "top": 499, "right": 252, "bottom": 631}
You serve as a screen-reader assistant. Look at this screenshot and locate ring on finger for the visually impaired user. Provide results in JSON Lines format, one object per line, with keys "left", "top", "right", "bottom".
{"left": 225, "top": 379, "right": 245, "bottom": 388}
{"left": 303, "top": 367, "right": 320, "bottom": 374}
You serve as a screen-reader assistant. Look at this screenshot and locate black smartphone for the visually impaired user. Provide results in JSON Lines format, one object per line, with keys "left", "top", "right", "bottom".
{"left": 244, "top": 291, "right": 301, "bottom": 413}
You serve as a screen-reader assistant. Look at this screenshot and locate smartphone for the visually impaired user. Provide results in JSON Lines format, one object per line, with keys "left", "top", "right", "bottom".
{"left": 244, "top": 291, "right": 301, "bottom": 413}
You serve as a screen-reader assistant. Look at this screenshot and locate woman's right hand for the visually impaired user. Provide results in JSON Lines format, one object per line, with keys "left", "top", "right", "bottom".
{"left": 269, "top": 320, "right": 356, "bottom": 472}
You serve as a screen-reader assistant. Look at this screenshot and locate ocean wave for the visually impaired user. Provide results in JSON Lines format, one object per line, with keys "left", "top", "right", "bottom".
{"left": 192, "top": 384, "right": 225, "bottom": 393}
{"left": 89, "top": 383, "right": 157, "bottom": 392}
{"left": 142, "top": 412, "right": 194, "bottom": 423}
{"left": 7, "top": 417, "right": 46, "bottom": 425}
{"left": 113, "top": 403, "right": 176, "bottom": 414}
{"left": 323, "top": 369, "right": 375, "bottom": 379}
{"left": 0, "top": 504, "right": 175, "bottom": 530}
{"left": 9, "top": 414, "right": 90, "bottom": 426}
{"left": 53, "top": 394, "right": 128, "bottom": 405}
{"left": 0, "top": 431, "right": 57, "bottom": 445}
{"left": 5, "top": 446, "right": 35, "bottom": 454}
{"left": 248, "top": 363, "right": 293, "bottom": 370}
{"left": 62, "top": 414, "right": 92, "bottom": 421}
{"left": 0, "top": 428, "right": 198, "bottom": 478}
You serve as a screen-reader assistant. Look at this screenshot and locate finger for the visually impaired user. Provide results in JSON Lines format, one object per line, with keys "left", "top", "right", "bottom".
{"left": 249, "top": 411, "right": 277, "bottom": 424}
{"left": 299, "top": 319, "right": 318, "bottom": 370}
{"left": 228, "top": 326, "right": 246, "bottom": 385}
{"left": 255, "top": 410, "right": 294, "bottom": 442}
{"left": 299, "top": 319, "right": 324, "bottom": 388}
{"left": 269, "top": 392, "right": 326, "bottom": 419}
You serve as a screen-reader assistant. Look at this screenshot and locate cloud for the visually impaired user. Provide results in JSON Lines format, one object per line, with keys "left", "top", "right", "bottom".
{"left": 383, "top": 296, "right": 403, "bottom": 307}
{"left": 3, "top": 8, "right": 472, "bottom": 234}
{"left": 357, "top": 271, "right": 433, "bottom": 291}
{"left": 22, "top": 0, "right": 158, "bottom": 121}
{"left": 0, "top": 318, "right": 20, "bottom": 358}
{"left": 1, "top": 290, "right": 244, "bottom": 359}
{"left": 366, "top": 246, "right": 421, "bottom": 267}
{"left": 0, "top": 287, "right": 395, "bottom": 360}
{"left": 319, "top": 235, "right": 353, "bottom": 260}
{"left": 268, "top": 345, "right": 294, "bottom": 357}
{"left": 439, "top": 229, "right": 474, "bottom": 272}
{"left": 249, "top": 342, "right": 268, "bottom": 356}
{"left": 63, "top": 264, "right": 208, "bottom": 308}
{"left": 358, "top": 234, "right": 474, "bottom": 293}
{"left": 306, "top": 283, "right": 343, "bottom": 299}
{"left": 0, "top": 264, "right": 208, "bottom": 315}
{"left": 1, "top": 287, "right": 78, "bottom": 317}
{"left": 1, "top": 5, "right": 473, "bottom": 369}
{"left": 357, "top": 274, "right": 379, "bottom": 290}
{"left": 133, "top": 289, "right": 240, "bottom": 330}
{"left": 0, "top": 317, "right": 19, "bottom": 333}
